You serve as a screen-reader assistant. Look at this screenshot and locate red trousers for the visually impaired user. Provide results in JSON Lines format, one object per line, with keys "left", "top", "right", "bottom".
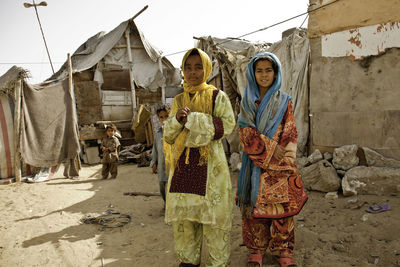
{"left": 242, "top": 216, "right": 294, "bottom": 257}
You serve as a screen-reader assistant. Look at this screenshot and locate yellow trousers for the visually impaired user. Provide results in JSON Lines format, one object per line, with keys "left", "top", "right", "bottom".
{"left": 173, "top": 221, "right": 230, "bottom": 267}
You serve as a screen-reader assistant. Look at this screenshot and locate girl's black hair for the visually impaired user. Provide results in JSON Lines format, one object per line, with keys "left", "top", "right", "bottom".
{"left": 254, "top": 56, "right": 278, "bottom": 74}
{"left": 188, "top": 49, "right": 200, "bottom": 56}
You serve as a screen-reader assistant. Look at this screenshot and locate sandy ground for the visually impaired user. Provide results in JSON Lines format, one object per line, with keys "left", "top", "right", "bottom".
{"left": 1, "top": 163, "right": 400, "bottom": 267}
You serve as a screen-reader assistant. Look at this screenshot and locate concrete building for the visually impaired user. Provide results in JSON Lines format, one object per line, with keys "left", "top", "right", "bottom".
{"left": 307, "top": 0, "right": 400, "bottom": 159}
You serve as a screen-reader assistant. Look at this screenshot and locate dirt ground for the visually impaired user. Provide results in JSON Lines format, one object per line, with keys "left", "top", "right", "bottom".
{"left": 1, "top": 163, "right": 399, "bottom": 267}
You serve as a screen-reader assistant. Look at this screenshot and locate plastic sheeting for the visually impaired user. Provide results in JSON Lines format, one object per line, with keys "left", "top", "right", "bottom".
{"left": 196, "top": 29, "right": 309, "bottom": 155}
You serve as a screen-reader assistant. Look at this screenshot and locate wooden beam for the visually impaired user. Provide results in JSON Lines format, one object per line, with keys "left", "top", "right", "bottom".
{"left": 125, "top": 29, "right": 137, "bottom": 110}
{"left": 113, "top": 45, "right": 144, "bottom": 49}
{"left": 158, "top": 58, "right": 166, "bottom": 104}
{"left": 13, "top": 80, "right": 22, "bottom": 182}
{"left": 96, "top": 119, "right": 131, "bottom": 124}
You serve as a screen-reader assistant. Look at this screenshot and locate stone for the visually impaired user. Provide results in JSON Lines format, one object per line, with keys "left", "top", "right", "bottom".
{"left": 229, "top": 152, "right": 241, "bottom": 172}
{"left": 342, "top": 166, "right": 400, "bottom": 196}
{"left": 296, "top": 156, "right": 308, "bottom": 170}
{"left": 324, "top": 152, "right": 333, "bottom": 161}
{"left": 300, "top": 160, "right": 341, "bottom": 192}
{"left": 307, "top": 149, "right": 323, "bottom": 164}
{"left": 325, "top": 191, "right": 339, "bottom": 199}
{"left": 332, "top": 144, "right": 359, "bottom": 170}
{"left": 362, "top": 147, "right": 400, "bottom": 168}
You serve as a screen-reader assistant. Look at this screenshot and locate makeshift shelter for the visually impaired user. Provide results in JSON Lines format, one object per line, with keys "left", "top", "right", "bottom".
{"left": 49, "top": 17, "right": 181, "bottom": 131}
{"left": 47, "top": 16, "right": 182, "bottom": 164}
{"left": 0, "top": 64, "right": 80, "bottom": 183}
{"left": 196, "top": 29, "right": 310, "bottom": 155}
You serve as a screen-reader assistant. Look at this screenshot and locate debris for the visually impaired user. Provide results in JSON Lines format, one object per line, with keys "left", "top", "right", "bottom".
{"left": 296, "top": 156, "right": 308, "bottom": 170}
{"left": 349, "top": 201, "right": 368, "bottom": 210}
{"left": 323, "top": 152, "right": 333, "bottom": 161}
{"left": 325, "top": 191, "right": 338, "bottom": 200}
{"left": 300, "top": 160, "right": 341, "bottom": 192}
{"left": 361, "top": 214, "right": 369, "bottom": 222}
{"left": 332, "top": 144, "right": 359, "bottom": 171}
{"left": 365, "top": 203, "right": 391, "bottom": 214}
{"left": 342, "top": 166, "right": 400, "bottom": 196}
{"left": 307, "top": 149, "right": 323, "bottom": 164}
{"left": 80, "top": 210, "right": 131, "bottom": 228}
{"left": 123, "top": 192, "right": 161, "bottom": 197}
{"left": 347, "top": 198, "right": 358, "bottom": 204}
{"left": 363, "top": 147, "right": 400, "bottom": 168}
{"left": 296, "top": 215, "right": 305, "bottom": 221}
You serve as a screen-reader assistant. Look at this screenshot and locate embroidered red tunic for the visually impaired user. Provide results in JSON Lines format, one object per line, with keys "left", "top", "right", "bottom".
{"left": 239, "top": 101, "right": 308, "bottom": 219}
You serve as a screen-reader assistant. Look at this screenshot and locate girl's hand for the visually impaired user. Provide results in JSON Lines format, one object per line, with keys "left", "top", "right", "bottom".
{"left": 273, "top": 145, "right": 285, "bottom": 161}
{"left": 176, "top": 107, "right": 191, "bottom": 124}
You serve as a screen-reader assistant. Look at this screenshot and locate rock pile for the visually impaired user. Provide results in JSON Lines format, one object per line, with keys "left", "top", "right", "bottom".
{"left": 297, "top": 145, "right": 400, "bottom": 197}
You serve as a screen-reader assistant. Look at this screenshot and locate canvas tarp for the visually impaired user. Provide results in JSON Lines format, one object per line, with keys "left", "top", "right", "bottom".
{"left": 0, "top": 94, "right": 15, "bottom": 178}
{"left": 0, "top": 66, "right": 28, "bottom": 95}
{"left": 132, "top": 104, "right": 152, "bottom": 144}
{"left": 196, "top": 29, "right": 309, "bottom": 155}
{"left": 49, "top": 19, "right": 181, "bottom": 92}
{"left": 20, "top": 79, "right": 80, "bottom": 167}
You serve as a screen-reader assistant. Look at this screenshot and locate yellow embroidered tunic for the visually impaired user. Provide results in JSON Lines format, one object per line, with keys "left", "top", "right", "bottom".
{"left": 164, "top": 90, "right": 235, "bottom": 231}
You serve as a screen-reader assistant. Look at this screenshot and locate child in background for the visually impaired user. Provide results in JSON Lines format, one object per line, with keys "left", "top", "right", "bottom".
{"left": 101, "top": 124, "right": 120, "bottom": 179}
{"left": 150, "top": 106, "right": 169, "bottom": 206}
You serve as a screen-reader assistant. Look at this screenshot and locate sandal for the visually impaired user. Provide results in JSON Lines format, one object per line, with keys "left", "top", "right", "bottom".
{"left": 365, "top": 203, "right": 391, "bottom": 213}
{"left": 276, "top": 257, "right": 297, "bottom": 267}
{"left": 247, "top": 253, "right": 263, "bottom": 267}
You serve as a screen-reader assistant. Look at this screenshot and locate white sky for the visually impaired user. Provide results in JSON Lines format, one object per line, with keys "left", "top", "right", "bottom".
{"left": 0, "top": 0, "right": 309, "bottom": 83}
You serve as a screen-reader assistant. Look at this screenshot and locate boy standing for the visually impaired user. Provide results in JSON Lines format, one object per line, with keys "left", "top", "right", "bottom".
{"left": 150, "top": 107, "right": 169, "bottom": 205}
{"left": 101, "top": 124, "right": 120, "bottom": 179}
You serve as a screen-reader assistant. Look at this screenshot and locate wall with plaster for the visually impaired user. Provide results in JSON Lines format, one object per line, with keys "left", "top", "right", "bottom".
{"left": 308, "top": 1, "right": 400, "bottom": 159}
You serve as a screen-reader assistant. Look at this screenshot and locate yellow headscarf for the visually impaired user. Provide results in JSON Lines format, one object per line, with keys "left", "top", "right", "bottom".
{"left": 164, "top": 48, "right": 216, "bottom": 173}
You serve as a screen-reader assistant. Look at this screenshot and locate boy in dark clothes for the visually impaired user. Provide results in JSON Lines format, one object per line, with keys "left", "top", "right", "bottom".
{"left": 101, "top": 124, "right": 120, "bottom": 179}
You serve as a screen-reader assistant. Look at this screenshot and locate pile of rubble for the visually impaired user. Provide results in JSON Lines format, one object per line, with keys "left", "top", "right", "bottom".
{"left": 119, "top": 143, "right": 152, "bottom": 167}
{"left": 229, "top": 145, "right": 400, "bottom": 197}
{"left": 297, "top": 145, "right": 400, "bottom": 197}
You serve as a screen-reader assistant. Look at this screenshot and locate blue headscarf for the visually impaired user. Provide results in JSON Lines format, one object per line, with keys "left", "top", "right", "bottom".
{"left": 237, "top": 52, "right": 291, "bottom": 210}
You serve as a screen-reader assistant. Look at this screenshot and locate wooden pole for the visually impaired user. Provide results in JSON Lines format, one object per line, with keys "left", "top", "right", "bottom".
{"left": 124, "top": 5, "right": 149, "bottom": 113}
{"left": 125, "top": 29, "right": 137, "bottom": 111}
{"left": 158, "top": 58, "right": 166, "bottom": 104}
{"left": 67, "top": 53, "right": 82, "bottom": 170}
{"left": 13, "top": 80, "right": 22, "bottom": 182}
{"left": 67, "top": 53, "right": 73, "bottom": 93}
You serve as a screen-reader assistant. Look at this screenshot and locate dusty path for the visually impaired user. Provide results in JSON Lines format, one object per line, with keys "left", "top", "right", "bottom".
{"left": 0, "top": 164, "right": 399, "bottom": 266}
